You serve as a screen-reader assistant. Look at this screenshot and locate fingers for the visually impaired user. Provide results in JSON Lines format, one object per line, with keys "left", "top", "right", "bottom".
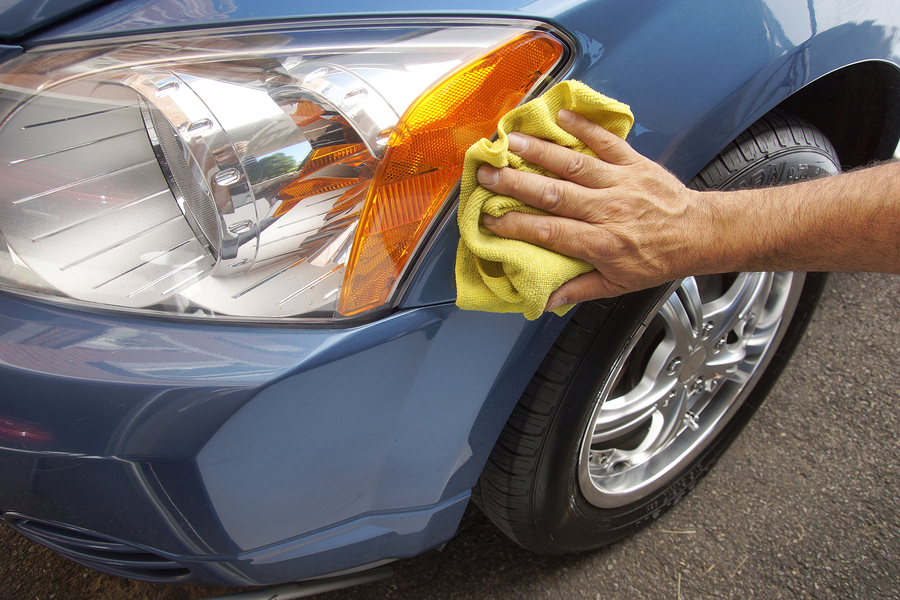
{"left": 482, "top": 212, "right": 629, "bottom": 309}
{"left": 475, "top": 109, "right": 671, "bottom": 311}
{"left": 475, "top": 111, "right": 641, "bottom": 216}
{"left": 491, "top": 110, "right": 640, "bottom": 185}
{"left": 482, "top": 209, "right": 611, "bottom": 265}
{"left": 546, "top": 270, "right": 629, "bottom": 309}
{"left": 477, "top": 163, "right": 606, "bottom": 221}
{"left": 508, "top": 130, "right": 611, "bottom": 188}
{"left": 496, "top": 130, "right": 613, "bottom": 189}
{"left": 556, "top": 109, "right": 641, "bottom": 167}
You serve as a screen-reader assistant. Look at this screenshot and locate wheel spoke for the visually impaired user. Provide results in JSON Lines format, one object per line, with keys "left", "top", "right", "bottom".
{"left": 593, "top": 279, "right": 703, "bottom": 450}
{"left": 592, "top": 374, "right": 676, "bottom": 444}
{"left": 679, "top": 276, "right": 704, "bottom": 331}
{"left": 659, "top": 290, "right": 697, "bottom": 353}
{"left": 592, "top": 298, "right": 690, "bottom": 444}
{"left": 636, "top": 385, "right": 690, "bottom": 460}
{"left": 703, "top": 273, "right": 769, "bottom": 344}
{"left": 590, "top": 385, "right": 691, "bottom": 476}
{"left": 701, "top": 345, "right": 745, "bottom": 379}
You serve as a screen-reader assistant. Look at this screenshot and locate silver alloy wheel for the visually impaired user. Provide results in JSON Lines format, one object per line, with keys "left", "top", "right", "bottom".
{"left": 578, "top": 271, "right": 805, "bottom": 509}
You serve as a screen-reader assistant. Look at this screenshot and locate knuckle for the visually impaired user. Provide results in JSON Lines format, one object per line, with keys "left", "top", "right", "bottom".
{"left": 533, "top": 218, "right": 561, "bottom": 247}
{"left": 542, "top": 180, "right": 562, "bottom": 211}
{"left": 563, "top": 153, "right": 584, "bottom": 178}
{"left": 563, "top": 153, "right": 592, "bottom": 180}
{"left": 589, "top": 131, "right": 638, "bottom": 166}
{"left": 584, "top": 230, "right": 620, "bottom": 262}
{"left": 592, "top": 132, "right": 620, "bottom": 154}
{"left": 602, "top": 198, "right": 634, "bottom": 220}
{"left": 504, "top": 170, "right": 527, "bottom": 198}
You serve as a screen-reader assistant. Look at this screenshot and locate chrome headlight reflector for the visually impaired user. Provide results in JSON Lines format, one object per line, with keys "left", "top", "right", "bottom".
{"left": 0, "top": 21, "right": 567, "bottom": 322}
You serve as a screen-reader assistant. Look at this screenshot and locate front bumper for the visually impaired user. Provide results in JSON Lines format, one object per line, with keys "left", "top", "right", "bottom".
{"left": 0, "top": 292, "right": 565, "bottom": 585}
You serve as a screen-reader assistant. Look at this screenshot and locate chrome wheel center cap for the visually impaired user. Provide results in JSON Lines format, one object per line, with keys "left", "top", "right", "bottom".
{"left": 678, "top": 346, "right": 708, "bottom": 383}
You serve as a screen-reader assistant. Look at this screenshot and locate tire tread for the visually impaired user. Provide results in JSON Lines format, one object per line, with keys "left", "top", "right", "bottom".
{"left": 690, "top": 110, "right": 839, "bottom": 191}
{"left": 475, "top": 300, "right": 617, "bottom": 551}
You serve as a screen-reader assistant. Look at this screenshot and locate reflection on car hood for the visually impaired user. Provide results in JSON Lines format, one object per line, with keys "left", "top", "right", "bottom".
{"left": 0, "top": 0, "right": 111, "bottom": 41}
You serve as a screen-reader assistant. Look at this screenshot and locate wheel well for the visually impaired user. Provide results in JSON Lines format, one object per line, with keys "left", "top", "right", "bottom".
{"left": 777, "top": 61, "right": 900, "bottom": 169}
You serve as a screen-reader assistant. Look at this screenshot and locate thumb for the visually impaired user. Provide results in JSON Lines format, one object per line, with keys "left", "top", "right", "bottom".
{"left": 545, "top": 271, "right": 628, "bottom": 311}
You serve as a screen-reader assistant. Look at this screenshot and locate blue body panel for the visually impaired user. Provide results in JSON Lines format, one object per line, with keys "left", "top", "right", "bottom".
{"left": 0, "top": 0, "right": 109, "bottom": 40}
{"left": 1, "top": 0, "right": 899, "bottom": 587}
{"left": 0, "top": 292, "right": 567, "bottom": 584}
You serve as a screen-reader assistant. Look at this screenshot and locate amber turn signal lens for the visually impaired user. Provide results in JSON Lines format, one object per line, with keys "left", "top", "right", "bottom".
{"left": 338, "top": 31, "right": 565, "bottom": 316}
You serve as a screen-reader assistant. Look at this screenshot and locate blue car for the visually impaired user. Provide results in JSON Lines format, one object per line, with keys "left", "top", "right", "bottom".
{"left": 1, "top": 0, "right": 898, "bottom": 592}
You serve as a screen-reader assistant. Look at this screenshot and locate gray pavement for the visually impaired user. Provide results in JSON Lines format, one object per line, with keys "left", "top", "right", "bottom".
{"left": 2, "top": 271, "right": 899, "bottom": 599}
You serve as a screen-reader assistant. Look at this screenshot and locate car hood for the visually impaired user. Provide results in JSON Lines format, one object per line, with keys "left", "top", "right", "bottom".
{"left": 0, "top": 0, "right": 111, "bottom": 41}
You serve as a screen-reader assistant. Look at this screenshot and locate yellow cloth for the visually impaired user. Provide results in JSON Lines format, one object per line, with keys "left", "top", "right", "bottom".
{"left": 455, "top": 81, "right": 634, "bottom": 320}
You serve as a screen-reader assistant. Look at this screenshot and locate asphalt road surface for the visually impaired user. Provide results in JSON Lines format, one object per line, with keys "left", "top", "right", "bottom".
{"left": 2, "top": 271, "right": 899, "bottom": 600}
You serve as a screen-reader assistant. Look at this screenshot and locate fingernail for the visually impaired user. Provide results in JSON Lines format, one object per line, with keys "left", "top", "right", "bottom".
{"left": 477, "top": 165, "right": 500, "bottom": 186}
{"left": 482, "top": 214, "right": 500, "bottom": 227}
{"left": 558, "top": 109, "right": 575, "bottom": 125}
{"left": 546, "top": 297, "right": 567, "bottom": 312}
{"left": 507, "top": 132, "right": 529, "bottom": 153}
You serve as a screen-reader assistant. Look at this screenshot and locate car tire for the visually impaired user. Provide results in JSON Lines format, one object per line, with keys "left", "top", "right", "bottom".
{"left": 474, "top": 110, "right": 840, "bottom": 553}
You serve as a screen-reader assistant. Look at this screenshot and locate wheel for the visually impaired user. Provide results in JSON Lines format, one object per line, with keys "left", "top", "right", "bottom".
{"left": 475, "top": 110, "right": 840, "bottom": 553}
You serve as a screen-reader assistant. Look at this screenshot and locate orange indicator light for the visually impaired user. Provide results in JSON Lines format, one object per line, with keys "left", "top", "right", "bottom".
{"left": 338, "top": 30, "right": 565, "bottom": 316}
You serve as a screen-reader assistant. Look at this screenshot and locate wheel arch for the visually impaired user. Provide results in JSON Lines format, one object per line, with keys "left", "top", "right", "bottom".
{"left": 777, "top": 60, "right": 900, "bottom": 169}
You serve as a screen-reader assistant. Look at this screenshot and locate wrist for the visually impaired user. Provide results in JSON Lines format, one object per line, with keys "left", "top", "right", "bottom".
{"left": 672, "top": 188, "right": 742, "bottom": 278}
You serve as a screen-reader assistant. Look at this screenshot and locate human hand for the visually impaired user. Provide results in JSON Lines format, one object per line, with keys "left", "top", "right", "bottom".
{"left": 477, "top": 109, "right": 710, "bottom": 311}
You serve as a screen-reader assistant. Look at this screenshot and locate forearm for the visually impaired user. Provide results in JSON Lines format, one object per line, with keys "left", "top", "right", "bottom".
{"left": 691, "top": 161, "right": 900, "bottom": 276}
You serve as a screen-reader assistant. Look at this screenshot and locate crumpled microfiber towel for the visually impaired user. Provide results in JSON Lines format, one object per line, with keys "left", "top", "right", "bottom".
{"left": 455, "top": 80, "right": 634, "bottom": 320}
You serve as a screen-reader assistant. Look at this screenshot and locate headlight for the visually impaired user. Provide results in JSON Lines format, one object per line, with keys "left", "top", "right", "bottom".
{"left": 0, "top": 20, "right": 568, "bottom": 322}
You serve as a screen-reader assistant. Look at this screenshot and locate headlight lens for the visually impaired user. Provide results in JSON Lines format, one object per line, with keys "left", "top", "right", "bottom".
{"left": 0, "top": 21, "right": 567, "bottom": 322}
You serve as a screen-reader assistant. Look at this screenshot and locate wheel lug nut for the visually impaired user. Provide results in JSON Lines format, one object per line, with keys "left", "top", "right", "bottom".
{"left": 701, "top": 322, "right": 714, "bottom": 339}
{"left": 684, "top": 411, "right": 700, "bottom": 431}
{"left": 714, "top": 338, "right": 726, "bottom": 352}
{"left": 666, "top": 357, "right": 682, "bottom": 376}
{"left": 691, "top": 378, "right": 705, "bottom": 395}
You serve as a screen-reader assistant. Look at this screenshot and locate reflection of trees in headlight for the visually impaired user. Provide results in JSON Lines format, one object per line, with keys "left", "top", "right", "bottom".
{"left": 245, "top": 153, "right": 298, "bottom": 183}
